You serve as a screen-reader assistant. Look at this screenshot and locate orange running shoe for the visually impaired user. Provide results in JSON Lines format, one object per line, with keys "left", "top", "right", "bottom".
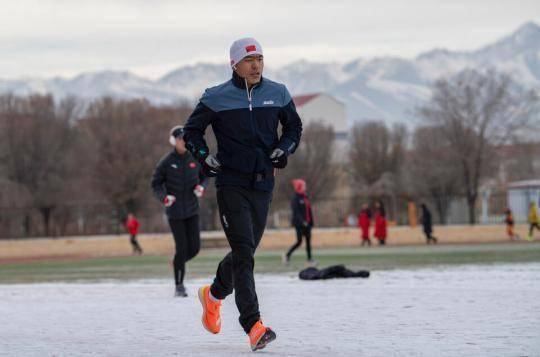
{"left": 248, "top": 320, "right": 276, "bottom": 351}
{"left": 197, "top": 285, "right": 222, "bottom": 334}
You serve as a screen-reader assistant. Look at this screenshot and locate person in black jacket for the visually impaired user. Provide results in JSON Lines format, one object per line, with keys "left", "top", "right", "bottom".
{"left": 283, "top": 179, "right": 315, "bottom": 266}
{"left": 183, "top": 38, "right": 302, "bottom": 351}
{"left": 420, "top": 203, "right": 437, "bottom": 244}
{"left": 151, "top": 125, "right": 208, "bottom": 297}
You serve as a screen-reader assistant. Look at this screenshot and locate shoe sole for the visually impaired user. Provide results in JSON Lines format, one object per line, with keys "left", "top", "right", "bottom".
{"left": 251, "top": 329, "right": 276, "bottom": 351}
{"left": 198, "top": 286, "right": 219, "bottom": 334}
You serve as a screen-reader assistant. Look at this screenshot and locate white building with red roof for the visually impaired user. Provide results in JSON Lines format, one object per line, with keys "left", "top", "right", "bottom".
{"left": 292, "top": 93, "right": 348, "bottom": 161}
{"left": 292, "top": 93, "right": 347, "bottom": 135}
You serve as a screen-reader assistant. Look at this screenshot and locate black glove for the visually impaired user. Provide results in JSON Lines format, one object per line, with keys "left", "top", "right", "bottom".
{"left": 270, "top": 148, "right": 288, "bottom": 169}
{"left": 200, "top": 153, "right": 221, "bottom": 177}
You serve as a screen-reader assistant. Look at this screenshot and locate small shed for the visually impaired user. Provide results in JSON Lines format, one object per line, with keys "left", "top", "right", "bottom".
{"left": 507, "top": 180, "right": 540, "bottom": 223}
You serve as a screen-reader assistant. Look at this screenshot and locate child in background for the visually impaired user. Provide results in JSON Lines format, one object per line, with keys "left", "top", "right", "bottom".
{"left": 374, "top": 201, "right": 387, "bottom": 245}
{"left": 420, "top": 204, "right": 438, "bottom": 244}
{"left": 528, "top": 202, "right": 539, "bottom": 241}
{"left": 505, "top": 208, "right": 519, "bottom": 241}
{"left": 125, "top": 213, "right": 143, "bottom": 255}
{"left": 358, "top": 204, "right": 372, "bottom": 246}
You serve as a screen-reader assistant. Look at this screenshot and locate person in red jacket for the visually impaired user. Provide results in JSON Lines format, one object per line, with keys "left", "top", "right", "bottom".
{"left": 125, "top": 213, "right": 143, "bottom": 255}
{"left": 358, "top": 203, "right": 372, "bottom": 246}
{"left": 373, "top": 201, "right": 387, "bottom": 246}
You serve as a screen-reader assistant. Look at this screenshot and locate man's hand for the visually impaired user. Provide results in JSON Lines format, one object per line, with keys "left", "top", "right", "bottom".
{"left": 193, "top": 185, "right": 205, "bottom": 198}
{"left": 201, "top": 154, "right": 221, "bottom": 177}
{"left": 164, "top": 195, "right": 176, "bottom": 207}
{"left": 270, "top": 148, "right": 287, "bottom": 169}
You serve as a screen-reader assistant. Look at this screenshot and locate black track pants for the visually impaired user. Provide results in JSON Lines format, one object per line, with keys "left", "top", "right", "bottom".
{"left": 210, "top": 186, "right": 272, "bottom": 334}
{"left": 168, "top": 215, "right": 201, "bottom": 285}
{"left": 286, "top": 225, "right": 312, "bottom": 260}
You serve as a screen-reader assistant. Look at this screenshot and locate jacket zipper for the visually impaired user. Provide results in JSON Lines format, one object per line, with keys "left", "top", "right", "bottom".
{"left": 245, "top": 78, "right": 258, "bottom": 146}
{"left": 181, "top": 155, "right": 185, "bottom": 215}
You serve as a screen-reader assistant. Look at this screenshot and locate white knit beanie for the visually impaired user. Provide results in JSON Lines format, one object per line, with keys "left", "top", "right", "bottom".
{"left": 169, "top": 125, "right": 184, "bottom": 146}
{"left": 229, "top": 38, "right": 263, "bottom": 68}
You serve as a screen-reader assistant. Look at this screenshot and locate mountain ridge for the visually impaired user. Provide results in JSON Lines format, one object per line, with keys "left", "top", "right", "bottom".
{"left": 1, "top": 22, "right": 539, "bottom": 124}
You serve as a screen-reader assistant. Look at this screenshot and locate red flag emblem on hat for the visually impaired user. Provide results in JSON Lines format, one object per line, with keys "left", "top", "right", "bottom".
{"left": 245, "top": 45, "right": 257, "bottom": 52}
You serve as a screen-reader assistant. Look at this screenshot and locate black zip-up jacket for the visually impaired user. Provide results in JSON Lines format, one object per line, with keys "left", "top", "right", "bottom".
{"left": 291, "top": 193, "right": 314, "bottom": 228}
{"left": 183, "top": 71, "right": 302, "bottom": 192}
{"left": 150, "top": 150, "right": 208, "bottom": 219}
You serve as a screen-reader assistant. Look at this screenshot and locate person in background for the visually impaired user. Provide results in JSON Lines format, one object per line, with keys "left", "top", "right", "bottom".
{"left": 420, "top": 204, "right": 438, "bottom": 244}
{"left": 358, "top": 203, "right": 372, "bottom": 246}
{"left": 283, "top": 179, "right": 315, "bottom": 266}
{"left": 527, "top": 202, "right": 539, "bottom": 241}
{"left": 125, "top": 213, "right": 143, "bottom": 255}
{"left": 374, "top": 201, "right": 387, "bottom": 245}
{"left": 151, "top": 125, "right": 207, "bottom": 297}
{"left": 505, "top": 208, "right": 520, "bottom": 241}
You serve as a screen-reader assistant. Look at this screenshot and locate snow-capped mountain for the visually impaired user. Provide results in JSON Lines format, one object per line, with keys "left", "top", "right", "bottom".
{"left": 1, "top": 22, "right": 539, "bottom": 124}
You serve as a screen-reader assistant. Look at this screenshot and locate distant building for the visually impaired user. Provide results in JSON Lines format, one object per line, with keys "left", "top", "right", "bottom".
{"left": 293, "top": 93, "right": 347, "bottom": 134}
{"left": 507, "top": 180, "right": 540, "bottom": 223}
{"left": 293, "top": 93, "right": 347, "bottom": 161}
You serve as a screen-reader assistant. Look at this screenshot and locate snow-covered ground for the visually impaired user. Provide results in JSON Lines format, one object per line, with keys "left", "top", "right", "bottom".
{"left": 1, "top": 263, "right": 539, "bottom": 357}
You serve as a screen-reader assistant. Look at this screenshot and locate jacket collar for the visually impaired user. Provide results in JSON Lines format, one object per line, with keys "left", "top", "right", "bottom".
{"left": 231, "top": 70, "right": 264, "bottom": 89}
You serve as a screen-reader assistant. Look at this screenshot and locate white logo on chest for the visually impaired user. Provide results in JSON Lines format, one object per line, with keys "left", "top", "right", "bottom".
{"left": 263, "top": 100, "right": 274, "bottom": 105}
{"left": 171, "top": 164, "right": 178, "bottom": 169}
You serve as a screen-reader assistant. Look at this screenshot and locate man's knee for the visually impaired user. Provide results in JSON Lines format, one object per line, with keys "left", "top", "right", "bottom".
{"left": 231, "top": 245, "right": 254, "bottom": 265}
{"left": 188, "top": 243, "right": 200, "bottom": 260}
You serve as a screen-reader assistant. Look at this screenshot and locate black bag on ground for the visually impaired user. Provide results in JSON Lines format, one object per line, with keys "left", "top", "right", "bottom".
{"left": 299, "top": 265, "right": 370, "bottom": 280}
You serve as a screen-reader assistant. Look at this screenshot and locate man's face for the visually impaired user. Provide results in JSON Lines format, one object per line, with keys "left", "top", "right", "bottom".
{"left": 175, "top": 137, "right": 187, "bottom": 154}
{"left": 235, "top": 55, "right": 264, "bottom": 86}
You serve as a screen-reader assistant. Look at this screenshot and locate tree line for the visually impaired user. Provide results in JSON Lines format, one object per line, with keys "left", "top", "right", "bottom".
{"left": 0, "top": 69, "right": 538, "bottom": 238}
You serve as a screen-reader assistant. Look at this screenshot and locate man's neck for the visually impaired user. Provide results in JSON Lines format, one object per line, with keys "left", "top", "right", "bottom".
{"left": 247, "top": 80, "right": 261, "bottom": 90}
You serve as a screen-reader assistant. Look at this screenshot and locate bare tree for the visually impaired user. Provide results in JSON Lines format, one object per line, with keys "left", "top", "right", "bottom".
{"left": 275, "top": 121, "right": 337, "bottom": 204}
{"left": 0, "top": 94, "right": 79, "bottom": 236}
{"left": 349, "top": 121, "right": 407, "bottom": 186}
{"left": 498, "top": 141, "right": 540, "bottom": 182}
{"left": 79, "top": 97, "right": 193, "bottom": 224}
{"left": 419, "top": 69, "right": 539, "bottom": 224}
{"left": 409, "top": 126, "right": 461, "bottom": 223}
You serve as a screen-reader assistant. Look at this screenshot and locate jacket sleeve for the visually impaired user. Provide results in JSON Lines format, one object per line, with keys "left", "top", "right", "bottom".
{"left": 183, "top": 97, "right": 216, "bottom": 160}
{"left": 198, "top": 166, "right": 209, "bottom": 188}
{"left": 277, "top": 86, "right": 302, "bottom": 155}
{"left": 150, "top": 156, "right": 168, "bottom": 202}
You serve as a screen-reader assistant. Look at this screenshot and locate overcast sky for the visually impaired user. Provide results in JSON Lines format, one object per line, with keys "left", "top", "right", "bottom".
{"left": 1, "top": 0, "right": 539, "bottom": 79}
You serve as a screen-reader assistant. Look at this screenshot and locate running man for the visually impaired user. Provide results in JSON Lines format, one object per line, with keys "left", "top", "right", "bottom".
{"left": 151, "top": 125, "right": 208, "bottom": 297}
{"left": 183, "top": 37, "right": 302, "bottom": 351}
